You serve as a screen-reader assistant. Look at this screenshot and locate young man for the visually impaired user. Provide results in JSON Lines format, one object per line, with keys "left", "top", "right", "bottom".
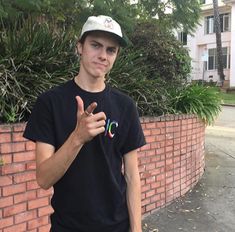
{"left": 24, "top": 15, "right": 146, "bottom": 232}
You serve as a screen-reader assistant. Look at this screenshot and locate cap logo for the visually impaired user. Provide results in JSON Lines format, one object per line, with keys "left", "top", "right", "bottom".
{"left": 104, "top": 18, "right": 114, "bottom": 30}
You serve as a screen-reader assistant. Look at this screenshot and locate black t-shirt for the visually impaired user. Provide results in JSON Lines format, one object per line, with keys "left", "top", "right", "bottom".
{"left": 23, "top": 79, "right": 146, "bottom": 232}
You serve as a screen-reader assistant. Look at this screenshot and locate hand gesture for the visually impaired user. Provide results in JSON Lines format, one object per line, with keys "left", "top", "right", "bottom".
{"left": 74, "top": 96, "right": 106, "bottom": 144}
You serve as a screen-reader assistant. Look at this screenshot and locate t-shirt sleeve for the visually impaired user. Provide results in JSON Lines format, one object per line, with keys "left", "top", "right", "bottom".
{"left": 23, "top": 94, "right": 56, "bottom": 147}
{"left": 120, "top": 101, "right": 146, "bottom": 155}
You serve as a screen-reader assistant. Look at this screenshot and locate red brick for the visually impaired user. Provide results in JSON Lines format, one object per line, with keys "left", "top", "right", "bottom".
{"left": 156, "top": 187, "right": 165, "bottom": 194}
{"left": 26, "top": 162, "right": 36, "bottom": 171}
{"left": 27, "top": 216, "right": 49, "bottom": 230}
{"left": 146, "top": 176, "right": 156, "bottom": 184}
{"left": 38, "top": 205, "right": 54, "bottom": 217}
{"left": 0, "top": 196, "right": 13, "bottom": 208}
{"left": 146, "top": 202, "right": 156, "bottom": 212}
{"left": 26, "top": 141, "right": 35, "bottom": 151}
{"left": 13, "top": 151, "right": 35, "bottom": 163}
{"left": 151, "top": 128, "right": 160, "bottom": 135}
{"left": 2, "top": 183, "right": 26, "bottom": 196}
{"left": 156, "top": 122, "right": 165, "bottom": 128}
{"left": 14, "top": 171, "right": 36, "bottom": 183}
{"left": 38, "top": 224, "right": 51, "bottom": 232}
{"left": 3, "top": 203, "right": 27, "bottom": 217}
{"left": 143, "top": 129, "right": 151, "bottom": 136}
{"left": 0, "top": 154, "right": 12, "bottom": 165}
{"left": 37, "top": 188, "right": 53, "bottom": 198}
{"left": 12, "top": 132, "right": 26, "bottom": 142}
{"left": 13, "top": 124, "right": 25, "bottom": 132}
{"left": 14, "top": 191, "right": 37, "bottom": 204}
{"left": 0, "top": 217, "right": 13, "bottom": 229}
{"left": 145, "top": 136, "right": 156, "bottom": 143}
{"left": 15, "top": 210, "right": 37, "bottom": 224}
{"left": 26, "top": 180, "right": 39, "bottom": 191}
{"left": 3, "top": 222, "right": 27, "bottom": 232}
{"left": 156, "top": 135, "right": 165, "bottom": 142}
{"left": 0, "top": 143, "right": 12, "bottom": 154}
{"left": 141, "top": 197, "right": 151, "bottom": 206}
{"left": 0, "top": 176, "right": 13, "bottom": 186}
{"left": 146, "top": 189, "right": 155, "bottom": 198}
{"left": 150, "top": 142, "right": 160, "bottom": 149}
{"left": 12, "top": 142, "right": 25, "bottom": 153}
{"left": 150, "top": 194, "right": 161, "bottom": 203}
{"left": 145, "top": 163, "right": 155, "bottom": 171}
{"left": 141, "top": 184, "right": 151, "bottom": 193}
{"left": 1, "top": 163, "right": 25, "bottom": 175}
{"left": 0, "top": 133, "right": 11, "bottom": 143}
{"left": 0, "top": 125, "right": 11, "bottom": 133}
{"left": 146, "top": 123, "right": 156, "bottom": 129}
{"left": 28, "top": 197, "right": 49, "bottom": 210}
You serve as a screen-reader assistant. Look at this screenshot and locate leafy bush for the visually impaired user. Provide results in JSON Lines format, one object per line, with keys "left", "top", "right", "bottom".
{"left": 129, "top": 20, "right": 192, "bottom": 87}
{"left": 0, "top": 19, "right": 78, "bottom": 123}
{"left": 0, "top": 15, "right": 221, "bottom": 125}
{"left": 109, "top": 49, "right": 172, "bottom": 116}
{"left": 170, "top": 84, "right": 222, "bottom": 125}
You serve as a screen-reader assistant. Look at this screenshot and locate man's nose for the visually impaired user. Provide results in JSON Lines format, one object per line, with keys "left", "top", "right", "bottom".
{"left": 98, "top": 48, "right": 107, "bottom": 60}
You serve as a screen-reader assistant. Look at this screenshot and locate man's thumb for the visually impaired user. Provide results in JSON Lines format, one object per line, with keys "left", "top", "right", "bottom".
{"left": 76, "top": 96, "right": 84, "bottom": 117}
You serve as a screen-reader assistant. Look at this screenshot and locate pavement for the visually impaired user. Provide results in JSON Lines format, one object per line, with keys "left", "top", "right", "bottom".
{"left": 142, "top": 106, "right": 235, "bottom": 232}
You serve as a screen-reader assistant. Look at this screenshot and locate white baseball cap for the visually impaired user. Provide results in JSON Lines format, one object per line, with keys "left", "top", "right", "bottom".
{"left": 79, "top": 15, "right": 127, "bottom": 47}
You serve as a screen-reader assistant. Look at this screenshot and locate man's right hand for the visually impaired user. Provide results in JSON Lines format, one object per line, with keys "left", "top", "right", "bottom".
{"left": 74, "top": 96, "right": 106, "bottom": 144}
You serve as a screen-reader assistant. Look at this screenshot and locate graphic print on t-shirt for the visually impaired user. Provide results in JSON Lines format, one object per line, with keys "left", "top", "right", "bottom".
{"left": 104, "top": 118, "right": 118, "bottom": 138}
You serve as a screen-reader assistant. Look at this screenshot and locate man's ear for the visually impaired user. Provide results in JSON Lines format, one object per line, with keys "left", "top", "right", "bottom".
{"left": 76, "top": 42, "right": 83, "bottom": 56}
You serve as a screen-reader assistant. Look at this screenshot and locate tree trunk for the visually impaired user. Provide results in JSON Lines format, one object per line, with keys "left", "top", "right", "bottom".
{"left": 212, "top": 0, "right": 225, "bottom": 86}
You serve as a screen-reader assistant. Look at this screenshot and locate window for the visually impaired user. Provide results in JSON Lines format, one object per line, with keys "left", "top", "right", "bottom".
{"left": 178, "top": 32, "right": 187, "bottom": 45}
{"left": 206, "top": 16, "right": 214, "bottom": 34}
{"left": 205, "top": 13, "right": 230, "bottom": 34}
{"left": 200, "top": 0, "right": 206, "bottom": 4}
{"left": 208, "top": 47, "right": 230, "bottom": 70}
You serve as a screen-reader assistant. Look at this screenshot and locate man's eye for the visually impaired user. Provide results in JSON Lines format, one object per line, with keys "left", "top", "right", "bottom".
{"left": 108, "top": 49, "right": 116, "bottom": 54}
{"left": 91, "top": 43, "right": 99, "bottom": 48}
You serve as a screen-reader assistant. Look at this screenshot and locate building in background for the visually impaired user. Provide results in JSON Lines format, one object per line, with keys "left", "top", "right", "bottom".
{"left": 177, "top": 0, "right": 235, "bottom": 88}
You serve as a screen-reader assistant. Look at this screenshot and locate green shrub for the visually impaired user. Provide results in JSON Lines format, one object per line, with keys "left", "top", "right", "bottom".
{"left": 109, "top": 49, "right": 172, "bottom": 116}
{"left": 0, "top": 19, "right": 78, "bottom": 123}
{"left": 170, "top": 84, "right": 222, "bottom": 125}
{"left": 129, "top": 20, "right": 192, "bottom": 87}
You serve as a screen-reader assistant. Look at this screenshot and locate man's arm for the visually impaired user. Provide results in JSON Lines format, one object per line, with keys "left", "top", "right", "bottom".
{"left": 124, "top": 149, "right": 142, "bottom": 232}
{"left": 35, "top": 96, "right": 106, "bottom": 190}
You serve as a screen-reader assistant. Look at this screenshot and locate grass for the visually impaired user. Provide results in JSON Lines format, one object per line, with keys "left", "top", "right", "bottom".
{"left": 208, "top": 86, "right": 235, "bottom": 105}
{"left": 221, "top": 91, "right": 235, "bottom": 104}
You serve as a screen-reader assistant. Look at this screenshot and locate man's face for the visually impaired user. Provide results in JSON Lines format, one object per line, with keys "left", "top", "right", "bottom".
{"left": 77, "top": 31, "right": 120, "bottom": 79}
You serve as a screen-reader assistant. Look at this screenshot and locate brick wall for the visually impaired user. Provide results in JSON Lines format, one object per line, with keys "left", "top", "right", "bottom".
{"left": 0, "top": 115, "right": 205, "bottom": 231}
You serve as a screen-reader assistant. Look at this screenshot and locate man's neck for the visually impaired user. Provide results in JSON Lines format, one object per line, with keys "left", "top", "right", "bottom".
{"left": 74, "top": 74, "right": 106, "bottom": 93}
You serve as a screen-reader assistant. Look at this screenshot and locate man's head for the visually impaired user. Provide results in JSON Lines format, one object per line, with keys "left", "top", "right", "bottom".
{"left": 79, "top": 15, "right": 126, "bottom": 47}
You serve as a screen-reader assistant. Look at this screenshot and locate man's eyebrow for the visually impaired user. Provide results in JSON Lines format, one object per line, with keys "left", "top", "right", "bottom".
{"left": 90, "top": 39, "right": 118, "bottom": 50}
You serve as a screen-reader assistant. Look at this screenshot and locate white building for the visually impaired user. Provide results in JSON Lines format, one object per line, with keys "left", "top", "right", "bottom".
{"left": 178, "top": 0, "right": 235, "bottom": 87}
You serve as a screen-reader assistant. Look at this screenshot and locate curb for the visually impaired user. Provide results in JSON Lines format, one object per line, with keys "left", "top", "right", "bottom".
{"left": 221, "top": 103, "right": 235, "bottom": 107}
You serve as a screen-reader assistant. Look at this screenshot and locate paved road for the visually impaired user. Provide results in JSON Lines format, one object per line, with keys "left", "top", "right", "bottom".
{"left": 142, "top": 106, "right": 235, "bottom": 232}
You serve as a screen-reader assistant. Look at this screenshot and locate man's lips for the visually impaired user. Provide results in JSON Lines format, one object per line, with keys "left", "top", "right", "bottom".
{"left": 93, "top": 62, "right": 107, "bottom": 68}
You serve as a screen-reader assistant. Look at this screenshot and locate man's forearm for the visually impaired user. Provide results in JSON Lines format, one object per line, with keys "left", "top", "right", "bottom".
{"left": 126, "top": 173, "right": 142, "bottom": 232}
{"left": 36, "top": 131, "right": 83, "bottom": 190}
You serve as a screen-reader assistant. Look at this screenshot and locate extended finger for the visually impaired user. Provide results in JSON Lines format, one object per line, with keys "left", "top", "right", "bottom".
{"left": 76, "top": 96, "right": 84, "bottom": 116}
{"left": 85, "top": 102, "right": 97, "bottom": 116}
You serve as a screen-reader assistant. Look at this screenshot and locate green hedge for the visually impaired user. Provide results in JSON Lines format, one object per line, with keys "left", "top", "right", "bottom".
{"left": 0, "top": 17, "right": 221, "bottom": 124}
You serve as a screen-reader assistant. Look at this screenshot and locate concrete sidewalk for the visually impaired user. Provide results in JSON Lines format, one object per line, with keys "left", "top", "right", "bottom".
{"left": 142, "top": 107, "right": 235, "bottom": 232}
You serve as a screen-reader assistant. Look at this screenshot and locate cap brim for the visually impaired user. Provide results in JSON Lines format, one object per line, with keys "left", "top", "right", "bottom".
{"left": 80, "top": 30, "right": 127, "bottom": 47}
